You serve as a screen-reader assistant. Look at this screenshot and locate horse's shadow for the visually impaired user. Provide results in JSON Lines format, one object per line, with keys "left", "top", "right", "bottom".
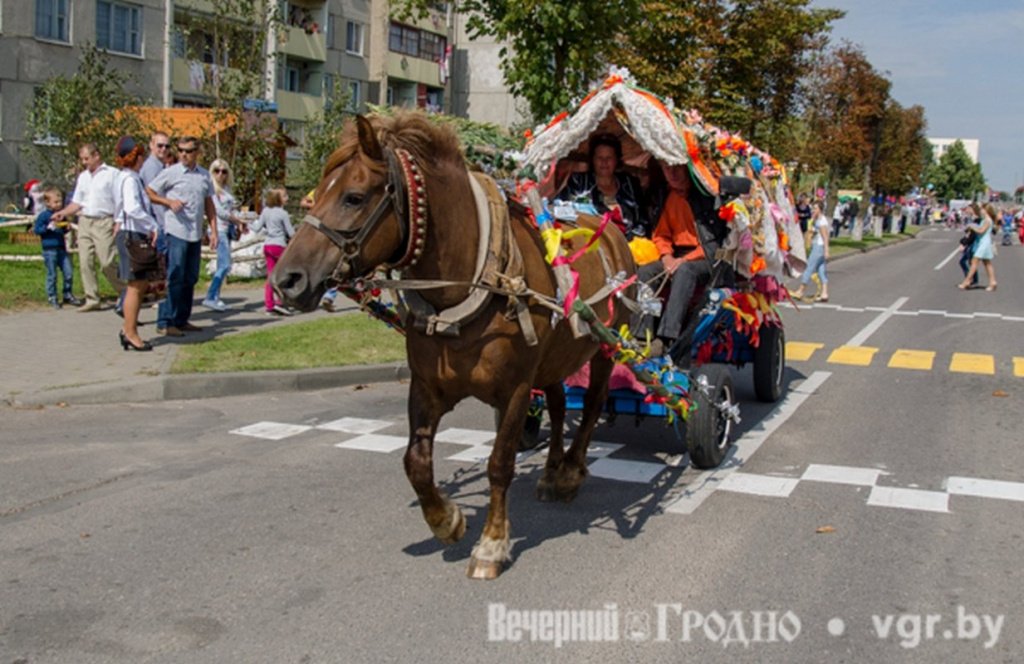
{"left": 402, "top": 365, "right": 808, "bottom": 570}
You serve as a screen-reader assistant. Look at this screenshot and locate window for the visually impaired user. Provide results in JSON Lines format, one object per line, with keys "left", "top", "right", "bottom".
{"left": 283, "top": 65, "right": 300, "bottom": 92}
{"left": 346, "top": 80, "right": 360, "bottom": 111}
{"left": 388, "top": 23, "right": 419, "bottom": 57}
{"left": 420, "top": 32, "right": 446, "bottom": 62}
{"left": 97, "top": 1, "right": 142, "bottom": 56}
{"left": 32, "top": 87, "right": 63, "bottom": 146}
{"left": 323, "top": 73, "right": 334, "bottom": 99}
{"left": 35, "top": 0, "right": 69, "bottom": 42}
{"left": 345, "top": 21, "right": 364, "bottom": 56}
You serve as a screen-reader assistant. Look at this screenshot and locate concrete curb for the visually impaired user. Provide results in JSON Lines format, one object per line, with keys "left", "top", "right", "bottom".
{"left": 10, "top": 363, "right": 411, "bottom": 407}
{"left": 830, "top": 231, "right": 915, "bottom": 262}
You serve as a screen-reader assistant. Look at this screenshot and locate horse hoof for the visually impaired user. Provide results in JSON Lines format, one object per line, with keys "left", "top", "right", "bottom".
{"left": 467, "top": 557, "right": 504, "bottom": 580}
{"left": 536, "top": 480, "right": 579, "bottom": 503}
{"left": 437, "top": 505, "right": 467, "bottom": 545}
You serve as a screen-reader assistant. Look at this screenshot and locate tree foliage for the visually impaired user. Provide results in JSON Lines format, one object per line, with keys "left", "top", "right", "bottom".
{"left": 296, "top": 86, "right": 352, "bottom": 192}
{"left": 174, "top": 0, "right": 284, "bottom": 205}
{"left": 613, "top": 0, "right": 842, "bottom": 157}
{"left": 25, "top": 45, "right": 151, "bottom": 188}
{"left": 924, "top": 140, "right": 986, "bottom": 201}
{"left": 394, "top": 0, "right": 640, "bottom": 122}
{"left": 797, "top": 42, "right": 890, "bottom": 210}
{"left": 872, "top": 101, "right": 929, "bottom": 195}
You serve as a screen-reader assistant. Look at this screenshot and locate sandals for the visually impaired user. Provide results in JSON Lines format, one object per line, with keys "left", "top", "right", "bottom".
{"left": 986, "top": 283, "right": 998, "bottom": 292}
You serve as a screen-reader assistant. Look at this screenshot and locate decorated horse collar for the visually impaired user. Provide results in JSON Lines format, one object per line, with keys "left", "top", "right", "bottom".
{"left": 384, "top": 148, "right": 428, "bottom": 271}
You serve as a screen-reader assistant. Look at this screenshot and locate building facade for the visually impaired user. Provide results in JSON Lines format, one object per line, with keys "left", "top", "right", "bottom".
{"left": 928, "top": 137, "right": 980, "bottom": 164}
{"left": 0, "top": 0, "right": 455, "bottom": 201}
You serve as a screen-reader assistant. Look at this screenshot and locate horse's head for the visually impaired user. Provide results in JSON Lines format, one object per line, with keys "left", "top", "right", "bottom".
{"left": 273, "top": 115, "right": 427, "bottom": 311}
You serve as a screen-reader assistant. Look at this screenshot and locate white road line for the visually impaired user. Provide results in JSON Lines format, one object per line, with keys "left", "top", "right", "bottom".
{"left": 589, "top": 458, "right": 667, "bottom": 484}
{"left": 974, "top": 312, "right": 1002, "bottom": 318}
{"left": 934, "top": 248, "right": 961, "bottom": 271}
{"left": 945, "top": 312, "right": 973, "bottom": 319}
{"left": 837, "top": 306, "right": 866, "bottom": 312}
{"left": 946, "top": 476, "right": 1024, "bottom": 502}
{"left": 435, "top": 427, "right": 494, "bottom": 445}
{"left": 867, "top": 486, "right": 949, "bottom": 513}
{"left": 719, "top": 473, "right": 800, "bottom": 497}
{"left": 335, "top": 434, "right": 408, "bottom": 453}
{"left": 893, "top": 310, "right": 919, "bottom": 316}
{"left": 665, "top": 371, "right": 832, "bottom": 515}
{"left": 865, "top": 306, "right": 888, "bottom": 312}
{"left": 920, "top": 309, "right": 947, "bottom": 316}
{"left": 802, "top": 464, "right": 883, "bottom": 486}
{"left": 230, "top": 421, "right": 313, "bottom": 440}
{"left": 317, "top": 417, "right": 392, "bottom": 434}
{"left": 1004, "top": 316, "right": 1024, "bottom": 322}
{"left": 846, "top": 296, "right": 909, "bottom": 347}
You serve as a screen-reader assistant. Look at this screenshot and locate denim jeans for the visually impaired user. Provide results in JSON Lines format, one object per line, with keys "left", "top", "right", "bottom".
{"left": 205, "top": 235, "right": 232, "bottom": 302}
{"left": 158, "top": 234, "right": 201, "bottom": 329}
{"left": 42, "top": 248, "right": 73, "bottom": 301}
{"left": 633, "top": 258, "right": 711, "bottom": 341}
{"left": 801, "top": 243, "right": 828, "bottom": 286}
{"left": 959, "top": 246, "right": 978, "bottom": 285}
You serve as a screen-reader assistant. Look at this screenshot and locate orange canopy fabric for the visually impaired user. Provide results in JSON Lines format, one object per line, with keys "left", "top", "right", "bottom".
{"left": 121, "top": 106, "right": 238, "bottom": 138}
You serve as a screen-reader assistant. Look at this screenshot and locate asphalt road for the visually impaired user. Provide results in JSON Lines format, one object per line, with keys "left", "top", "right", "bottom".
{"left": 2, "top": 226, "right": 1022, "bottom": 663}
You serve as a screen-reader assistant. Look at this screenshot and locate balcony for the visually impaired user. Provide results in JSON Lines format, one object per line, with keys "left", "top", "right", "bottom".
{"left": 276, "top": 89, "right": 324, "bottom": 121}
{"left": 386, "top": 53, "right": 442, "bottom": 87}
{"left": 278, "top": 25, "right": 326, "bottom": 62}
{"left": 172, "top": 57, "right": 244, "bottom": 98}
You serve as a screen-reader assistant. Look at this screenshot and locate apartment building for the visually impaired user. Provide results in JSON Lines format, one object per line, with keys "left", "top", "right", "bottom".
{"left": 0, "top": 0, "right": 453, "bottom": 201}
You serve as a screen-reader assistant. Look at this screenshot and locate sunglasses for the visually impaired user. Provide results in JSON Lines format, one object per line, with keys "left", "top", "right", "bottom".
{"left": 212, "top": 168, "right": 228, "bottom": 174}
{"left": 155, "top": 143, "right": 169, "bottom": 149}
{"left": 178, "top": 147, "right": 198, "bottom": 154}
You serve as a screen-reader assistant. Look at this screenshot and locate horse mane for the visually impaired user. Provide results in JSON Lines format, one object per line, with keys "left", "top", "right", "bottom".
{"left": 324, "top": 110, "right": 465, "bottom": 179}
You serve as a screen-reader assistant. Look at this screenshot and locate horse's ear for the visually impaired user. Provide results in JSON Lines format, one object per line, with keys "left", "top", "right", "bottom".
{"left": 356, "top": 115, "right": 383, "bottom": 161}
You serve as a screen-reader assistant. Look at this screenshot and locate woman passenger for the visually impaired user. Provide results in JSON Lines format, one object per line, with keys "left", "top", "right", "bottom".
{"left": 958, "top": 203, "right": 998, "bottom": 291}
{"left": 556, "top": 133, "right": 645, "bottom": 236}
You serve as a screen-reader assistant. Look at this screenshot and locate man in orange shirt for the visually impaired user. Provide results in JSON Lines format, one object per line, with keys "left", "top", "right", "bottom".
{"left": 637, "top": 162, "right": 714, "bottom": 360}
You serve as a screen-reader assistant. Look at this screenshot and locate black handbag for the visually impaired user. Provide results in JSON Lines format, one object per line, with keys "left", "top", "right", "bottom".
{"left": 959, "top": 232, "right": 973, "bottom": 247}
{"left": 125, "top": 234, "right": 162, "bottom": 277}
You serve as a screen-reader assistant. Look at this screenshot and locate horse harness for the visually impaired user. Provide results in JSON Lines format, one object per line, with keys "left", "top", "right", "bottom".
{"left": 304, "top": 147, "right": 634, "bottom": 346}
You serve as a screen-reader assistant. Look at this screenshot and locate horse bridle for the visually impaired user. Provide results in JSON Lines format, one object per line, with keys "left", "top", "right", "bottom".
{"left": 303, "top": 147, "right": 428, "bottom": 280}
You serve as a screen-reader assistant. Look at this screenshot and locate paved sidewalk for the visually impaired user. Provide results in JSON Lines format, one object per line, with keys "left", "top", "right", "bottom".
{"left": 0, "top": 287, "right": 407, "bottom": 407}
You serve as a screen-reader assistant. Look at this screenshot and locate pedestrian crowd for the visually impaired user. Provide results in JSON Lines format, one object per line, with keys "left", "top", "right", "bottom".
{"left": 28, "top": 132, "right": 298, "bottom": 352}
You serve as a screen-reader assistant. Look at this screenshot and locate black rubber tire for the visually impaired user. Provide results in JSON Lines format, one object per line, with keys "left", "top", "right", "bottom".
{"left": 686, "top": 364, "right": 735, "bottom": 469}
{"left": 753, "top": 323, "right": 785, "bottom": 403}
{"left": 493, "top": 407, "right": 544, "bottom": 452}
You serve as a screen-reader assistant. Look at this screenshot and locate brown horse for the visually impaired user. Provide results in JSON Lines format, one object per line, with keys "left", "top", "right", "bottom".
{"left": 272, "top": 112, "right": 636, "bottom": 579}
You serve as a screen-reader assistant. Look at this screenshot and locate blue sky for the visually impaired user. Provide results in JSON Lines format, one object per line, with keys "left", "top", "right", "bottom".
{"left": 818, "top": 0, "right": 1024, "bottom": 191}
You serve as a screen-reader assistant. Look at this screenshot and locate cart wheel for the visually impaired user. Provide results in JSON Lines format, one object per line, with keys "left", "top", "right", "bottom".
{"left": 686, "top": 365, "right": 736, "bottom": 469}
{"left": 753, "top": 324, "right": 785, "bottom": 403}
{"left": 493, "top": 407, "right": 545, "bottom": 452}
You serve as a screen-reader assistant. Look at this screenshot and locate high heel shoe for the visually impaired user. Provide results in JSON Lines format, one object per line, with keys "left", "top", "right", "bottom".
{"left": 986, "top": 283, "right": 997, "bottom": 292}
{"left": 119, "top": 331, "right": 153, "bottom": 352}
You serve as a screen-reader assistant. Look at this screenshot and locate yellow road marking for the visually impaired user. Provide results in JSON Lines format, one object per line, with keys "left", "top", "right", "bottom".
{"left": 1013, "top": 357, "right": 1024, "bottom": 377}
{"left": 949, "top": 353, "right": 995, "bottom": 375}
{"left": 786, "top": 342, "right": 824, "bottom": 361}
{"left": 888, "top": 349, "right": 936, "bottom": 371}
{"left": 828, "top": 346, "right": 879, "bottom": 366}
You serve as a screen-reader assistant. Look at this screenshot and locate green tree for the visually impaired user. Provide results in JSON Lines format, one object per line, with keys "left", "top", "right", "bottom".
{"left": 296, "top": 86, "right": 352, "bottom": 193}
{"left": 798, "top": 43, "right": 890, "bottom": 215}
{"left": 613, "top": 0, "right": 843, "bottom": 157}
{"left": 174, "top": 0, "right": 284, "bottom": 205}
{"left": 25, "top": 45, "right": 151, "bottom": 187}
{"left": 394, "top": 0, "right": 640, "bottom": 121}
{"left": 924, "top": 140, "right": 986, "bottom": 201}
{"left": 872, "top": 101, "right": 929, "bottom": 195}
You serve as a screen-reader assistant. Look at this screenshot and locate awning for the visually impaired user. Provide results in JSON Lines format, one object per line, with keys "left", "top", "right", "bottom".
{"left": 119, "top": 106, "right": 238, "bottom": 138}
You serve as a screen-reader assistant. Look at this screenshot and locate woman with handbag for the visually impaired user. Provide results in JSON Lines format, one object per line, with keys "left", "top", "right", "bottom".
{"left": 202, "top": 159, "right": 247, "bottom": 312}
{"left": 958, "top": 203, "right": 998, "bottom": 291}
{"left": 113, "top": 136, "right": 163, "bottom": 351}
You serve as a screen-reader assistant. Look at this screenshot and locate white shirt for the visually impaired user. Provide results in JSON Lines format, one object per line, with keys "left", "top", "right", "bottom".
{"left": 813, "top": 213, "right": 830, "bottom": 247}
{"left": 114, "top": 170, "right": 159, "bottom": 234}
{"left": 71, "top": 163, "right": 118, "bottom": 217}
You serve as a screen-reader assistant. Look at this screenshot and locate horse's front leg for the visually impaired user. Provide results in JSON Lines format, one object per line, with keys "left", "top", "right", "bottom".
{"left": 536, "top": 383, "right": 567, "bottom": 501}
{"left": 404, "top": 378, "right": 465, "bottom": 545}
{"left": 547, "top": 352, "right": 614, "bottom": 502}
{"left": 467, "top": 383, "right": 532, "bottom": 579}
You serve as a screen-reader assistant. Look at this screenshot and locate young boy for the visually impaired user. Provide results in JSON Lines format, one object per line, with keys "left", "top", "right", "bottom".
{"left": 33, "top": 184, "right": 82, "bottom": 309}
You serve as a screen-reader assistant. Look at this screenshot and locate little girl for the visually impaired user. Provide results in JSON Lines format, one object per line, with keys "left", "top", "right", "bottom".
{"left": 250, "top": 187, "right": 296, "bottom": 315}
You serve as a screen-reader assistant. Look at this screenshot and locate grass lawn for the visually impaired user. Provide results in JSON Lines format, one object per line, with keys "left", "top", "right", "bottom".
{"left": 830, "top": 225, "right": 922, "bottom": 258}
{"left": 0, "top": 227, "right": 260, "bottom": 310}
{"left": 171, "top": 314, "right": 407, "bottom": 373}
